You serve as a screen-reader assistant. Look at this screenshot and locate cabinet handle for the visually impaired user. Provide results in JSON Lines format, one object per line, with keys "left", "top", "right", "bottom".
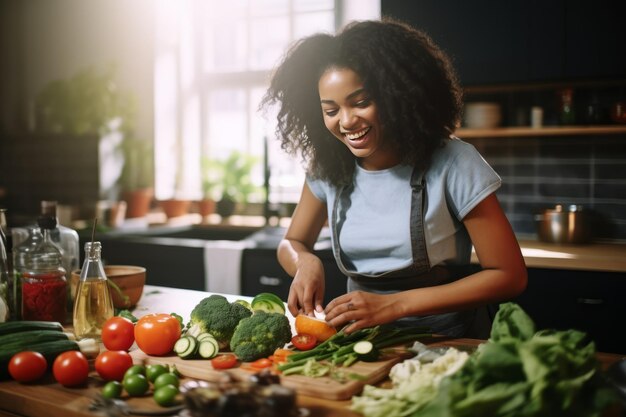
{"left": 259, "top": 275, "right": 282, "bottom": 286}
{"left": 576, "top": 298, "right": 604, "bottom": 305}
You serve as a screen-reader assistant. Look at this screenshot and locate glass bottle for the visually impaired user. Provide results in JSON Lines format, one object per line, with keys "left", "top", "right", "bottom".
{"left": 73, "top": 241, "right": 114, "bottom": 340}
{"left": 558, "top": 88, "right": 576, "bottom": 125}
{"left": 20, "top": 216, "right": 67, "bottom": 323}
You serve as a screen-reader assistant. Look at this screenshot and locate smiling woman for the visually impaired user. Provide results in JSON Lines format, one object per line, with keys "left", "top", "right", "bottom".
{"left": 261, "top": 19, "right": 527, "bottom": 338}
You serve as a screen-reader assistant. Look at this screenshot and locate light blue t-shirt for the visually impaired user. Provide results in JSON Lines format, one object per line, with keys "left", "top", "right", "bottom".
{"left": 306, "top": 137, "right": 501, "bottom": 275}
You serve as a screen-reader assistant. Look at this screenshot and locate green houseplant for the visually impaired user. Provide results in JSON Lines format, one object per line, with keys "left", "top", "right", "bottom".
{"left": 36, "top": 65, "right": 154, "bottom": 218}
{"left": 213, "top": 151, "right": 260, "bottom": 217}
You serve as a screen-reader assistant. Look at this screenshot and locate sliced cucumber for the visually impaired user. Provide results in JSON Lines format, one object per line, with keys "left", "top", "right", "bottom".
{"left": 197, "top": 340, "right": 218, "bottom": 359}
{"left": 353, "top": 341, "right": 374, "bottom": 355}
{"left": 196, "top": 332, "right": 215, "bottom": 342}
{"left": 174, "top": 336, "right": 198, "bottom": 359}
{"left": 353, "top": 340, "right": 379, "bottom": 362}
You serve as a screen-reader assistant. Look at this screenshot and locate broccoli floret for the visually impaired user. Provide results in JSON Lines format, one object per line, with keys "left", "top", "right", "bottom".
{"left": 230, "top": 311, "right": 292, "bottom": 362}
{"left": 186, "top": 294, "right": 252, "bottom": 349}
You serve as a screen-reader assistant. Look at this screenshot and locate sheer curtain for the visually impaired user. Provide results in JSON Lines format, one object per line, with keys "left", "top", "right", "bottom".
{"left": 153, "top": 0, "right": 379, "bottom": 202}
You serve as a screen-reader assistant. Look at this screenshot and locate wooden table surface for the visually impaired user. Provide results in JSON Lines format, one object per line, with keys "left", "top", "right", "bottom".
{"left": 0, "top": 286, "right": 623, "bottom": 417}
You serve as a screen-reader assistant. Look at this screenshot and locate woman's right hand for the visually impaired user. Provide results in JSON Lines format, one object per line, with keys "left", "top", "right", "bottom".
{"left": 287, "top": 253, "right": 326, "bottom": 317}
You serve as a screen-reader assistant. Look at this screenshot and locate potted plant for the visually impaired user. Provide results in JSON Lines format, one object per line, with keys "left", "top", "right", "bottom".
{"left": 158, "top": 137, "right": 192, "bottom": 219}
{"left": 119, "top": 136, "right": 154, "bottom": 218}
{"left": 196, "top": 157, "right": 219, "bottom": 219}
{"left": 213, "top": 151, "right": 260, "bottom": 218}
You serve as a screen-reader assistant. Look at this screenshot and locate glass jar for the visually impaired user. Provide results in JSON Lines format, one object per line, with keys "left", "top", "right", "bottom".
{"left": 20, "top": 216, "right": 67, "bottom": 323}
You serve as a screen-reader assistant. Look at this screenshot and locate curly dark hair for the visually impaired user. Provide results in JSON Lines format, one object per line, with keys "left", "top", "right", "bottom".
{"left": 261, "top": 18, "right": 462, "bottom": 186}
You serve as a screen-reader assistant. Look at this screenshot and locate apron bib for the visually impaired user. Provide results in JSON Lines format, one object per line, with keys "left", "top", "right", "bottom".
{"left": 330, "top": 165, "right": 490, "bottom": 338}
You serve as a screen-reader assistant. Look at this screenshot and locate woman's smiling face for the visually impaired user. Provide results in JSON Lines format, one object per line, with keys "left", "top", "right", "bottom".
{"left": 318, "top": 67, "right": 400, "bottom": 170}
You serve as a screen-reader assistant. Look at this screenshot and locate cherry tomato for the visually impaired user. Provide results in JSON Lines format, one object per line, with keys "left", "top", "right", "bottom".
{"left": 95, "top": 350, "right": 134, "bottom": 381}
{"left": 211, "top": 354, "right": 238, "bottom": 370}
{"left": 250, "top": 358, "right": 273, "bottom": 369}
{"left": 8, "top": 351, "right": 48, "bottom": 382}
{"left": 134, "top": 313, "right": 182, "bottom": 356}
{"left": 291, "top": 333, "right": 317, "bottom": 351}
{"left": 52, "top": 351, "right": 89, "bottom": 387}
{"left": 101, "top": 316, "right": 135, "bottom": 351}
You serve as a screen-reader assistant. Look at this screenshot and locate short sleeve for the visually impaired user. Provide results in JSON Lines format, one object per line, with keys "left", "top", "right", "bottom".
{"left": 305, "top": 174, "right": 328, "bottom": 203}
{"left": 445, "top": 142, "right": 501, "bottom": 220}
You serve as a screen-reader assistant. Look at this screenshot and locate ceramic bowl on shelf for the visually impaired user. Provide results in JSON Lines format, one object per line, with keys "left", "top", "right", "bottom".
{"left": 463, "top": 102, "right": 502, "bottom": 129}
{"left": 71, "top": 265, "right": 146, "bottom": 309}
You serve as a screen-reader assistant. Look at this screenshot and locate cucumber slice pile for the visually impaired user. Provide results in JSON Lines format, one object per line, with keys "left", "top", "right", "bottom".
{"left": 173, "top": 332, "right": 219, "bottom": 360}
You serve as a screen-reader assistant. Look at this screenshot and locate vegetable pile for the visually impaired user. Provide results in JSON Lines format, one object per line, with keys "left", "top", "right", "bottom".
{"left": 278, "top": 324, "right": 431, "bottom": 376}
{"left": 351, "top": 302, "right": 619, "bottom": 417}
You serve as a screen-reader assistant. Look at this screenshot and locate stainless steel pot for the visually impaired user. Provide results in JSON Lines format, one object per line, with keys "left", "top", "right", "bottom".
{"left": 535, "top": 204, "right": 592, "bottom": 244}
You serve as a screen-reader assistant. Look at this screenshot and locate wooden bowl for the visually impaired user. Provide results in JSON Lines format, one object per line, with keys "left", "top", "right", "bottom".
{"left": 71, "top": 265, "right": 146, "bottom": 309}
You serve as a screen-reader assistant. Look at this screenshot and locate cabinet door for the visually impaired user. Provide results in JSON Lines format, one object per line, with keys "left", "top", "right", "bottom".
{"left": 240, "top": 249, "right": 347, "bottom": 304}
{"left": 512, "top": 268, "right": 626, "bottom": 354}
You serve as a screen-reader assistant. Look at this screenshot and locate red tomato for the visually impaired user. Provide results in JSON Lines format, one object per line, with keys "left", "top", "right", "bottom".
{"left": 52, "top": 351, "right": 89, "bottom": 387}
{"left": 95, "top": 350, "right": 134, "bottom": 381}
{"left": 291, "top": 333, "right": 317, "bottom": 351}
{"left": 8, "top": 351, "right": 48, "bottom": 382}
{"left": 134, "top": 313, "right": 182, "bottom": 356}
{"left": 101, "top": 316, "right": 135, "bottom": 351}
{"left": 211, "top": 354, "right": 238, "bottom": 370}
{"left": 250, "top": 358, "right": 273, "bottom": 369}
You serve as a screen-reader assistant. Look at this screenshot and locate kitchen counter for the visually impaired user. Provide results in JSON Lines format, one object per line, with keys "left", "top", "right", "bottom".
{"left": 473, "top": 239, "right": 626, "bottom": 273}
{"left": 0, "top": 285, "right": 624, "bottom": 417}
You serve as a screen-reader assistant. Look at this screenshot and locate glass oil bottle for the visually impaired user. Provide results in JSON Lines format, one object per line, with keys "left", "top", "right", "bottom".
{"left": 72, "top": 241, "right": 113, "bottom": 340}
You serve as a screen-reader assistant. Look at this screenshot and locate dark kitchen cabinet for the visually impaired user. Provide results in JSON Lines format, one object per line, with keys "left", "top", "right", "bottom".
{"left": 82, "top": 236, "right": 207, "bottom": 291}
{"left": 241, "top": 248, "right": 348, "bottom": 304}
{"left": 382, "top": 0, "right": 626, "bottom": 85}
{"left": 511, "top": 268, "right": 626, "bottom": 354}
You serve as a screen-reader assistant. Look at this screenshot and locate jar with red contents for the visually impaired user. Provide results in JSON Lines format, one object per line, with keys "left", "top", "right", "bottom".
{"left": 20, "top": 216, "right": 67, "bottom": 323}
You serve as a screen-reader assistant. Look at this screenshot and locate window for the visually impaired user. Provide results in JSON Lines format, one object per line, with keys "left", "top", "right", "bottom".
{"left": 154, "top": 0, "right": 379, "bottom": 204}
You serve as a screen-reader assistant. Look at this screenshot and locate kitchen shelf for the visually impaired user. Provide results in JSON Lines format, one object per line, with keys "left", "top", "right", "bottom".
{"left": 456, "top": 125, "right": 626, "bottom": 138}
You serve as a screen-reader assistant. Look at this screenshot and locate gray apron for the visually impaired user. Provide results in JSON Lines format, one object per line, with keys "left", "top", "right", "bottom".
{"left": 330, "top": 165, "right": 491, "bottom": 338}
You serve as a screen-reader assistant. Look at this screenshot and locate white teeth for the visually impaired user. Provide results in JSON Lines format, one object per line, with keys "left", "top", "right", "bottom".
{"left": 344, "top": 127, "right": 370, "bottom": 140}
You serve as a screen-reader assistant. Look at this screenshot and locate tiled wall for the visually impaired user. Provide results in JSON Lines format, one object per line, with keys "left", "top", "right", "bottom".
{"left": 465, "top": 134, "right": 626, "bottom": 242}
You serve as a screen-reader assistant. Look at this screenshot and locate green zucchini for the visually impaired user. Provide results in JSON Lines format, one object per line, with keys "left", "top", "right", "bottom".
{"left": 251, "top": 293, "right": 285, "bottom": 315}
{"left": 0, "top": 321, "right": 64, "bottom": 336}
{"left": 0, "top": 330, "right": 75, "bottom": 348}
{"left": 0, "top": 338, "right": 99, "bottom": 377}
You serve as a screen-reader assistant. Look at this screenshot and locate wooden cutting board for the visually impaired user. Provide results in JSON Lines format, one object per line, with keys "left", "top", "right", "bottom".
{"left": 130, "top": 348, "right": 412, "bottom": 401}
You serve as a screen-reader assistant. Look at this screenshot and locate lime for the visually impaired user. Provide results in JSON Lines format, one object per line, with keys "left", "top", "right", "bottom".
{"left": 146, "top": 364, "right": 168, "bottom": 383}
{"left": 153, "top": 372, "right": 180, "bottom": 390}
{"left": 124, "top": 364, "right": 146, "bottom": 379}
{"left": 153, "top": 384, "right": 180, "bottom": 407}
{"left": 102, "top": 381, "right": 123, "bottom": 399}
{"left": 123, "top": 373, "right": 150, "bottom": 397}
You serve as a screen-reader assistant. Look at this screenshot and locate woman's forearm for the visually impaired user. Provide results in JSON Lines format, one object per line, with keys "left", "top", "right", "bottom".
{"left": 396, "top": 266, "right": 527, "bottom": 318}
{"left": 277, "top": 238, "right": 322, "bottom": 277}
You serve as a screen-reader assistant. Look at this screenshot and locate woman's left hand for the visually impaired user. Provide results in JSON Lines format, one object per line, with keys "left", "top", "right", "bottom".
{"left": 323, "top": 291, "right": 403, "bottom": 334}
